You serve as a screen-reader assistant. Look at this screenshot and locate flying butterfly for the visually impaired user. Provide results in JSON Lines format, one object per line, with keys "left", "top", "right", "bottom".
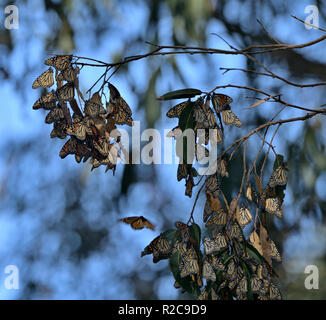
{"left": 212, "top": 93, "right": 233, "bottom": 113}
{"left": 202, "top": 258, "right": 216, "bottom": 282}
{"left": 44, "top": 55, "right": 72, "bottom": 71}
{"left": 237, "top": 206, "right": 252, "bottom": 227}
{"left": 33, "top": 90, "right": 57, "bottom": 110}
{"left": 265, "top": 198, "right": 282, "bottom": 218}
{"left": 166, "top": 101, "right": 188, "bottom": 118}
{"left": 56, "top": 83, "right": 74, "bottom": 101}
{"left": 45, "top": 106, "right": 65, "bottom": 124}
{"left": 222, "top": 110, "right": 242, "bottom": 127}
{"left": 269, "top": 166, "right": 287, "bottom": 188}
{"left": 119, "top": 216, "right": 155, "bottom": 231}
{"left": 32, "top": 67, "right": 54, "bottom": 89}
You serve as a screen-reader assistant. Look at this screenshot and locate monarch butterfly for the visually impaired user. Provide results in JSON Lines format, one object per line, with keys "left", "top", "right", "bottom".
{"left": 269, "top": 166, "right": 287, "bottom": 188}
{"left": 222, "top": 110, "right": 242, "bottom": 127}
{"left": 166, "top": 126, "right": 182, "bottom": 139}
{"left": 84, "top": 92, "right": 106, "bottom": 118}
{"left": 209, "top": 125, "right": 223, "bottom": 145}
{"left": 108, "top": 83, "right": 133, "bottom": 125}
{"left": 205, "top": 174, "right": 219, "bottom": 197}
{"left": 141, "top": 234, "right": 172, "bottom": 257}
{"left": 119, "top": 216, "right": 155, "bottom": 230}
{"left": 226, "top": 259, "right": 237, "bottom": 281}
{"left": 61, "top": 66, "right": 80, "bottom": 83}
{"left": 236, "top": 277, "right": 248, "bottom": 296}
{"left": 212, "top": 93, "right": 233, "bottom": 113}
{"left": 166, "top": 101, "right": 188, "bottom": 118}
{"left": 93, "top": 138, "right": 110, "bottom": 156}
{"left": 185, "top": 175, "right": 194, "bottom": 197}
{"left": 203, "top": 198, "right": 213, "bottom": 223}
{"left": 177, "top": 163, "right": 188, "bottom": 181}
{"left": 246, "top": 184, "right": 257, "bottom": 202}
{"left": 56, "top": 83, "right": 74, "bottom": 101}
{"left": 32, "top": 67, "right": 54, "bottom": 89}
{"left": 33, "top": 90, "right": 57, "bottom": 110}
{"left": 237, "top": 206, "right": 252, "bottom": 227}
{"left": 45, "top": 106, "right": 65, "bottom": 124}
{"left": 50, "top": 121, "right": 67, "bottom": 139}
{"left": 90, "top": 157, "right": 102, "bottom": 169}
{"left": 270, "top": 240, "right": 281, "bottom": 262}
{"left": 195, "top": 144, "right": 209, "bottom": 162}
{"left": 66, "top": 121, "right": 92, "bottom": 141}
{"left": 198, "top": 289, "right": 209, "bottom": 300}
{"left": 194, "top": 99, "right": 217, "bottom": 129}
{"left": 251, "top": 276, "right": 265, "bottom": 295}
{"left": 265, "top": 198, "right": 282, "bottom": 218}
{"left": 210, "top": 255, "right": 225, "bottom": 271}
{"left": 179, "top": 249, "right": 199, "bottom": 278}
{"left": 269, "top": 282, "right": 281, "bottom": 300}
{"left": 217, "top": 158, "right": 229, "bottom": 177}
{"left": 228, "top": 223, "right": 243, "bottom": 240}
{"left": 59, "top": 138, "right": 77, "bottom": 159}
{"left": 203, "top": 258, "right": 216, "bottom": 282}
{"left": 203, "top": 234, "right": 227, "bottom": 255}
{"left": 112, "top": 105, "right": 133, "bottom": 126}
{"left": 44, "top": 55, "right": 72, "bottom": 71}
{"left": 205, "top": 209, "right": 227, "bottom": 227}
{"left": 172, "top": 239, "right": 187, "bottom": 256}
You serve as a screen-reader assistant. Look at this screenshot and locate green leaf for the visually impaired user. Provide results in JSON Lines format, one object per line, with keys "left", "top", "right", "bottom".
{"left": 246, "top": 243, "right": 265, "bottom": 263}
{"left": 191, "top": 167, "right": 199, "bottom": 177}
{"left": 177, "top": 101, "right": 195, "bottom": 164}
{"left": 162, "top": 229, "right": 177, "bottom": 242}
{"left": 179, "top": 101, "right": 195, "bottom": 131}
{"left": 157, "top": 88, "right": 202, "bottom": 101}
{"left": 169, "top": 252, "right": 200, "bottom": 298}
{"left": 241, "top": 261, "right": 253, "bottom": 300}
{"left": 189, "top": 223, "right": 201, "bottom": 249}
{"left": 273, "top": 154, "right": 284, "bottom": 170}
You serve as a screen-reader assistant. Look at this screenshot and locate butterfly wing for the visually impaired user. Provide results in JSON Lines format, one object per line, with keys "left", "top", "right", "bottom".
{"left": 32, "top": 67, "right": 54, "bottom": 89}
{"left": 222, "top": 110, "right": 242, "bottom": 127}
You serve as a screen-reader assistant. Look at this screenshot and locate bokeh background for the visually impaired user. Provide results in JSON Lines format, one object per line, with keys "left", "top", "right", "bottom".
{"left": 0, "top": 0, "right": 326, "bottom": 299}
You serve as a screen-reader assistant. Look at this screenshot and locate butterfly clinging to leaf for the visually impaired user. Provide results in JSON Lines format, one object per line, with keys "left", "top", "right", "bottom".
{"left": 119, "top": 216, "right": 155, "bottom": 230}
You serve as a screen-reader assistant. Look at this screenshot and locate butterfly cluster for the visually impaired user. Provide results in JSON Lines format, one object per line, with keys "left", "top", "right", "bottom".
{"left": 32, "top": 55, "right": 133, "bottom": 173}
{"left": 166, "top": 93, "right": 240, "bottom": 198}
